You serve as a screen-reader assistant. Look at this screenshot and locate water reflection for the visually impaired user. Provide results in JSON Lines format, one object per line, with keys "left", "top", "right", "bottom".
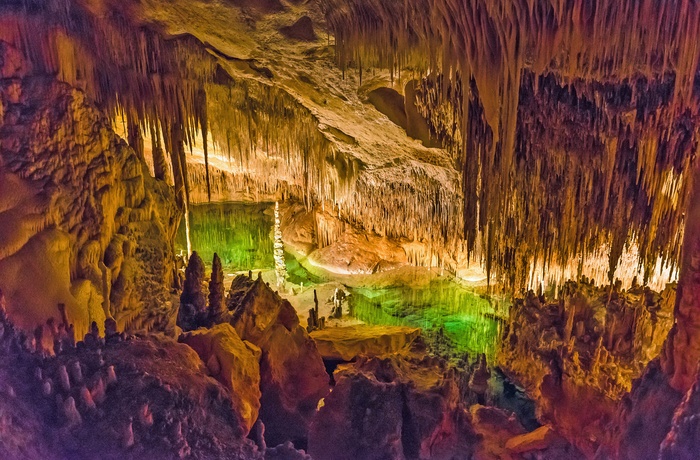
{"left": 176, "top": 202, "right": 274, "bottom": 271}
{"left": 350, "top": 279, "right": 503, "bottom": 359}
{"left": 177, "top": 202, "right": 503, "bottom": 358}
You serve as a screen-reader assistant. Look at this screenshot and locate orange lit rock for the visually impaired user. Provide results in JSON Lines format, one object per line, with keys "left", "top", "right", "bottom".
{"left": 180, "top": 323, "right": 262, "bottom": 433}
{"left": 229, "top": 275, "right": 329, "bottom": 445}
{"left": 505, "top": 425, "right": 558, "bottom": 453}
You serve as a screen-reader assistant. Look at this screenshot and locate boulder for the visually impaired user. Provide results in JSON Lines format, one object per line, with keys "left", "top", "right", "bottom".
{"left": 229, "top": 275, "right": 329, "bottom": 446}
{"left": 180, "top": 323, "right": 262, "bottom": 432}
{"left": 470, "top": 405, "right": 526, "bottom": 460}
{"left": 310, "top": 325, "right": 421, "bottom": 361}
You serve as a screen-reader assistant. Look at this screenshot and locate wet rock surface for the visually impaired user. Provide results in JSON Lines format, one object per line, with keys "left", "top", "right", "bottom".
{"left": 310, "top": 324, "right": 421, "bottom": 361}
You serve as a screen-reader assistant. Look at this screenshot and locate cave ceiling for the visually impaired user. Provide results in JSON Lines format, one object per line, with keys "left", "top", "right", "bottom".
{"left": 2, "top": 0, "right": 699, "bottom": 290}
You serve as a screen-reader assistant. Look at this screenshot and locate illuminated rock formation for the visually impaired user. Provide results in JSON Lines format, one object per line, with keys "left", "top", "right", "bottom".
{"left": 0, "top": 40, "right": 177, "bottom": 337}
{"left": 180, "top": 323, "right": 262, "bottom": 432}
{"left": 227, "top": 274, "right": 330, "bottom": 446}
{"left": 500, "top": 280, "right": 674, "bottom": 455}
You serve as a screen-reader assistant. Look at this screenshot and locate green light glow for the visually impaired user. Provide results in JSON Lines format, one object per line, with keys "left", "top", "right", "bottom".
{"left": 177, "top": 202, "right": 503, "bottom": 358}
{"left": 349, "top": 280, "right": 503, "bottom": 359}
{"left": 176, "top": 203, "right": 274, "bottom": 271}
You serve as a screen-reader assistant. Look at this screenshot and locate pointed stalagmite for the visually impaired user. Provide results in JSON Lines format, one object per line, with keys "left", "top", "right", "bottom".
{"left": 208, "top": 253, "right": 226, "bottom": 323}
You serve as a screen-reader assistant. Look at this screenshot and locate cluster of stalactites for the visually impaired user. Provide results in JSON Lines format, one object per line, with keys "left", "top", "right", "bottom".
{"left": 0, "top": 2, "right": 338, "bottom": 214}
{"left": 322, "top": 0, "right": 700, "bottom": 288}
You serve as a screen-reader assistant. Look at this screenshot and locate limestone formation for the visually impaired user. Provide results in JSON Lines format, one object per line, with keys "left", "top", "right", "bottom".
{"left": 180, "top": 323, "right": 262, "bottom": 433}
{"left": 228, "top": 275, "right": 329, "bottom": 446}
{"left": 177, "top": 251, "right": 207, "bottom": 331}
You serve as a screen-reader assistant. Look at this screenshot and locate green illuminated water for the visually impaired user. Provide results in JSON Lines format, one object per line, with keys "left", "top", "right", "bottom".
{"left": 177, "top": 202, "right": 503, "bottom": 358}
{"left": 176, "top": 202, "right": 274, "bottom": 271}
{"left": 349, "top": 280, "right": 503, "bottom": 359}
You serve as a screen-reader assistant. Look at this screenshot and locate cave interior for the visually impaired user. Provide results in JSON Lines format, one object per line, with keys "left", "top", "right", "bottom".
{"left": 1, "top": 0, "right": 700, "bottom": 459}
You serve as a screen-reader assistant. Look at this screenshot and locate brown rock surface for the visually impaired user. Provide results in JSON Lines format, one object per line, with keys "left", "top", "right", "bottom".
{"left": 228, "top": 274, "right": 329, "bottom": 446}
{"left": 180, "top": 323, "right": 262, "bottom": 432}
{"left": 308, "top": 354, "right": 478, "bottom": 460}
{"left": 310, "top": 324, "right": 421, "bottom": 361}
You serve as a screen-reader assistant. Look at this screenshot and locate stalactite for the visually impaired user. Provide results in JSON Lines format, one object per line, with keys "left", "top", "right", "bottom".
{"left": 322, "top": 0, "right": 700, "bottom": 288}
{"left": 126, "top": 113, "right": 145, "bottom": 163}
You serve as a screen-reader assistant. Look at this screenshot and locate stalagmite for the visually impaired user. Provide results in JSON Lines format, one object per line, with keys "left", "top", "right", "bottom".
{"left": 273, "top": 202, "right": 287, "bottom": 288}
{"left": 63, "top": 397, "right": 82, "bottom": 426}
{"left": 106, "top": 366, "right": 117, "bottom": 387}
{"left": 123, "top": 418, "right": 134, "bottom": 448}
{"left": 208, "top": 253, "right": 226, "bottom": 323}
{"left": 58, "top": 365, "right": 70, "bottom": 392}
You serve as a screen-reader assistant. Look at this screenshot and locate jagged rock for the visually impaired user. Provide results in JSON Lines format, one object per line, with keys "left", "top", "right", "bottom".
{"left": 308, "top": 354, "right": 478, "bottom": 460}
{"left": 309, "top": 325, "right": 421, "bottom": 361}
{"left": 180, "top": 323, "right": 262, "bottom": 432}
{"left": 228, "top": 275, "right": 329, "bottom": 446}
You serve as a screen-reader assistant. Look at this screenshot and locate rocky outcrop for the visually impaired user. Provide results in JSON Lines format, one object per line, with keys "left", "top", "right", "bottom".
{"left": 180, "top": 323, "right": 262, "bottom": 433}
{"left": 279, "top": 16, "right": 317, "bottom": 42}
{"left": 311, "top": 209, "right": 408, "bottom": 274}
{"left": 500, "top": 280, "right": 674, "bottom": 455}
{"left": 612, "top": 359, "right": 683, "bottom": 459}
{"left": 0, "top": 41, "right": 178, "bottom": 338}
{"left": 228, "top": 274, "right": 329, "bottom": 446}
{"left": 310, "top": 325, "right": 421, "bottom": 361}
{"left": 308, "top": 354, "right": 479, "bottom": 460}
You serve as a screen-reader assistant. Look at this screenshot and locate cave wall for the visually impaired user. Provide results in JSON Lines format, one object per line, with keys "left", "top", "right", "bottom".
{"left": 0, "top": 41, "right": 179, "bottom": 337}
